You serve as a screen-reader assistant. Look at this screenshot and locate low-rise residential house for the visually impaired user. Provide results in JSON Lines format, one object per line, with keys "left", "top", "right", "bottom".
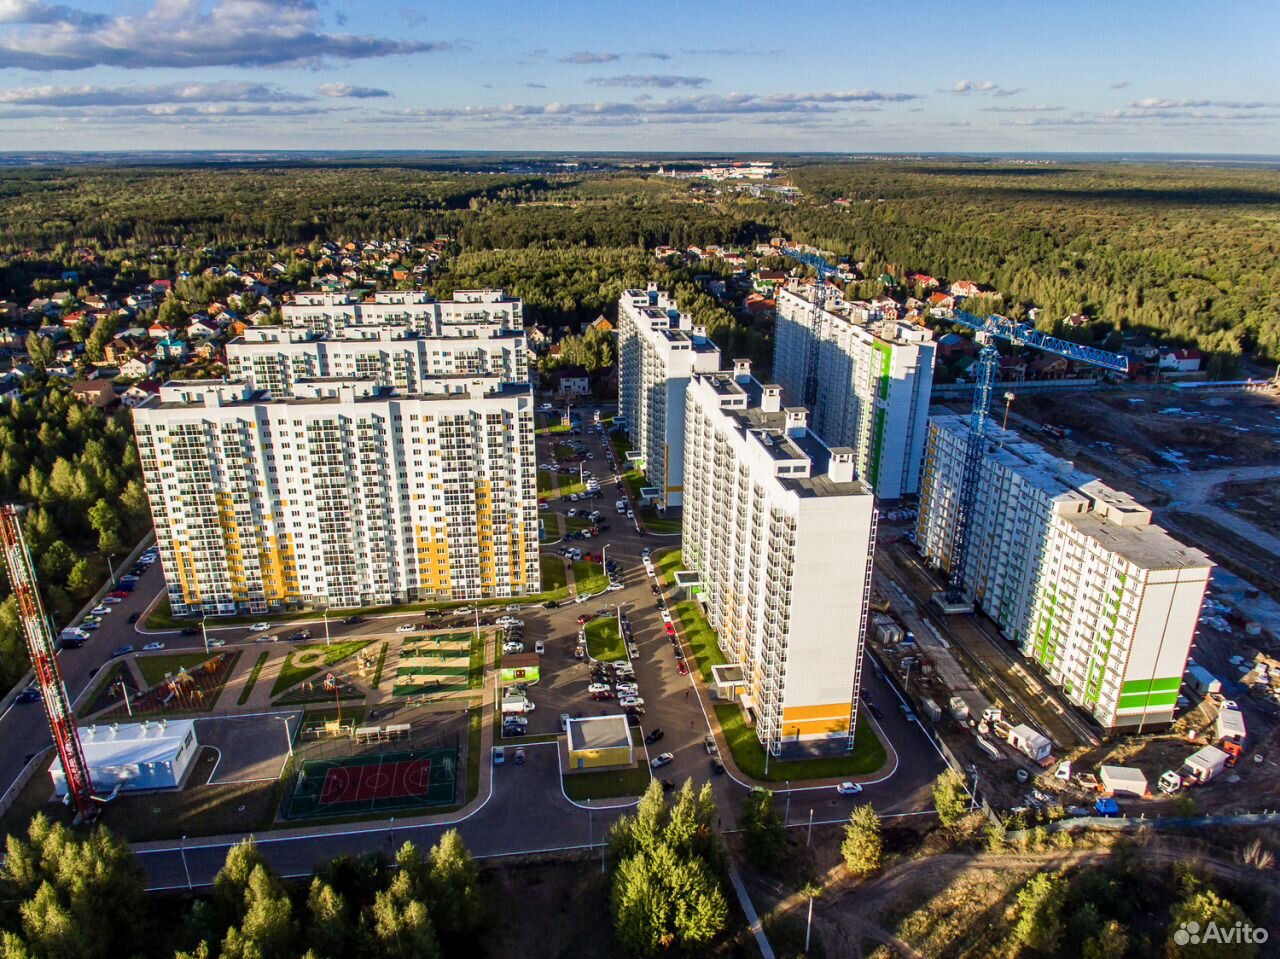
{"left": 753, "top": 269, "right": 787, "bottom": 293}
{"left": 909, "top": 273, "right": 940, "bottom": 289}
{"left": 1063, "top": 312, "right": 1092, "bottom": 328}
{"left": 121, "top": 380, "right": 161, "bottom": 408}
{"left": 0, "top": 373, "right": 22, "bottom": 401}
{"left": 102, "top": 338, "right": 134, "bottom": 364}
{"left": 147, "top": 322, "right": 173, "bottom": 340}
{"left": 997, "top": 355, "right": 1027, "bottom": 381}
{"left": 743, "top": 293, "right": 775, "bottom": 316}
{"left": 949, "top": 280, "right": 984, "bottom": 298}
{"left": 1029, "top": 354, "right": 1069, "bottom": 379}
{"left": 556, "top": 365, "right": 591, "bottom": 396}
{"left": 936, "top": 332, "right": 977, "bottom": 359}
{"left": 192, "top": 339, "right": 221, "bottom": 361}
{"left": 587, "top": 314, "right": 614, "bottom": 334}
{"left": 1160, "top": 347, "right": 1203, "bottom": 373}
{"left": 156, "top": 336, "right": 189, "bottom": 361}
{"left": 120, "top": 355, "right": 158, "bottom": 380}
{"left": 186, "top": 320, "right": 219, "bottom": 339}
{"left": 928, "top": 292, "right": 955, "bottom": 315}
{"left": 70, "top": 379, "right": 115, "bottom": 408}
{"left": 527, "top": 326, "right": 551, "bottom": 352}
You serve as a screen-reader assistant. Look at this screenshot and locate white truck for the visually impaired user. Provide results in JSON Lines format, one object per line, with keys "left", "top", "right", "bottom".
{"left": 501, "top": 696, "right": 535, "bottom": 715}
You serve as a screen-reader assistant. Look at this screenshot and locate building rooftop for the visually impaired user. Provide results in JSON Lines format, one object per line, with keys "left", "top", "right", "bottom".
{"left": 146, "top": 376, "right": 528, "bottom": 410}
{"left": 779, "top": 285, "right": 933, "bottom": 347}
{"left": 79, "top": 719, "right": 195, "bottom": 765}
{"left": 566, "top": 715, "right": 632, "bottom": 752}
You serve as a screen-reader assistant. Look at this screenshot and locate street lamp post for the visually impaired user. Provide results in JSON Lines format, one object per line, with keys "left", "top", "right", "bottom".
{"left": 179, "top": 835, "right": 192, "bottom": 890}
{"left": 279, "top": 716, "right": 294, "bottom": 759}
{"left": 199, "top": 617, "right": 209, "bottom": 655}
{"left": 805, "top": 890, "right": 816, "bottom": 953}
{"left": 106, "top": 553, "right": 116, "bottom": 587}
{"left": 807, "top": 808, "right": 814, "bottom": 846}
{"left": 323, "top": 608, "right": 331, "bottom": 647}
{"left": 784, "top": 781, "right": 791, "bottom": 824}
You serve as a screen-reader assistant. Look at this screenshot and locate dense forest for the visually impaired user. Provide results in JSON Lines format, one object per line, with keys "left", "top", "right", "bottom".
{"left": 1, "top": 160, "right": 1275, "bottom": 363}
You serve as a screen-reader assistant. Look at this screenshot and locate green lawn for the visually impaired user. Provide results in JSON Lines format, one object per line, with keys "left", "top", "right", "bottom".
{"left": 654, "top": 547, "right": 684, "bottom": 582}
{"left": 237, "top": 652, "right": 269, "bottom": 705}
{"left": 143, "top": 596, "right": 183, "bottom": 630}
{"left": 540, "top": 555, "right": 567, "bottom": 592}
{"left": 584, "top": 617, "right": 627, "bottom": 662}
{"left": 271, "top": 640, "right": 373, "bottom": 697}
{"left": 673, "top": 600, "right": 726, "bottom": 681}
{"left": 537, "top": 470, "right": 557, "bottom": 493}
{"left": 572, "top": 559, "right": 609, "bottom": 596}
{"left": 563, "top": 763, "right": 653, "bottom": 801}
{"left": 135, "top": 652, "right": 216, "bottom": 687}
{"left": 714, "top": 703, "right": 887, "bottom": 782}
{"left": 468, "top": 634, "right": 486, "bottom": 688}
{"left": 566, "top": 514, "right": 594, "bottom": 531}
{"left": 641, "top": 509, "right": 682, "bottom": 534}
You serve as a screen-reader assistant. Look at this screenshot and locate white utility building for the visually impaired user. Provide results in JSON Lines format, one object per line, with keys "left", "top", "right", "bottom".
{"left": 51, "top": 720, "right": 200, "bottom": 796}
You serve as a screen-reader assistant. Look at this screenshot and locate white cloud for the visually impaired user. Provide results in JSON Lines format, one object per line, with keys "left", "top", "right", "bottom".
{"left": 0, "top": 0, "right": 450, "bottom": 70}
{"left": 587, "top": 75, "right": 709, "bottom": 89}
{"left": 947, "top": 80, "right": 1024, "bottom": 96}
{"left": 560, "top": 51, "right": 619, "bottom": 64}
{"left": 316, "top": 82, "right": 390, "bottom": 98}
{"left": 0, "top": 81, "right": 307, "bottom": 106}
{"left": 980, "top": 104, "right": 1065, "bottom": 113}
{"left": 1129, "top": 97, "right": 1275, "bottom": 110}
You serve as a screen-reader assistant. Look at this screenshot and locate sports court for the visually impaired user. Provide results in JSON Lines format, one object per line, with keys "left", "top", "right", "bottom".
{"left": 392, "top": 632, "right": 475, "bottom": 697}
{"left": 283, "top": 748, "right": 458, "bottom": 819}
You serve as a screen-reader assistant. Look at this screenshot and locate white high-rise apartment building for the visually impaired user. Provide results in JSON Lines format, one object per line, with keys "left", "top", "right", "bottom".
{"left": 616, "top": 285, "right": 721, "bottom": 507}
{"left": 226, "top": 324, "right": 529, "bottom": 397}
{"left": 133, "top": 377, "right": 539, "bottom": 617}
{"left": 682, "top": 360, "right": 878, "bottom": 755}
{"left": 917, "top": 413, "right": 1212, "bottom": 729}
{"left": 284, "top": 289, "right": 522, "bottom": 337}
{"left": 774, "top": 285, "right": 935, "bottom": 499}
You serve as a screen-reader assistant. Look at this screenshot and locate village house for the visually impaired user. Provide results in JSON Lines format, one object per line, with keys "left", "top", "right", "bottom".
{"left": 1160, "top": 347, "right": 1203, "bottom": 373}
{"left": 70, "top": 380, "right": 116, "bottom": 408}
{"left": 121, "top": 380, "right": 161, "bottom": 408}
{"left": 120, "top": 355, "right": 159, "bottom": 380}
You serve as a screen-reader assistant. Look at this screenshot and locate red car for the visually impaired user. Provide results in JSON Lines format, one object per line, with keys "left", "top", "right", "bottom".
{"left": 664, "top": 623, "right": 676, "bottom": 636}
{"left": 108, "top": 590, "right": 129, "bottom": 599}
{"left": 588, "top": 553, "right": 603, "bottom": 563}
{"left": 677, "top": 660, "right": 689, "bottom": 676}
{"left": 577, "top": 614, "right": 593, "bottom": 625}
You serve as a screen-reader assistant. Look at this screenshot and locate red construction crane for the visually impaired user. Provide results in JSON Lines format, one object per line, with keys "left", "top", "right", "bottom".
{"left": 0, "top": 505, "right": 97, "bottom": 822}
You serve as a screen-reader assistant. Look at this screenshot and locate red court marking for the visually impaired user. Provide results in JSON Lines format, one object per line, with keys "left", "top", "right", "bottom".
{"left": 319, "top": 759, "right": 432, "bottom": 805}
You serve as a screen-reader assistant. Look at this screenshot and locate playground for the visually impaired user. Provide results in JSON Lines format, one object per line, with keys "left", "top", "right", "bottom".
{"left": 283, "top": 748, "right": 459, "bottom": 819}
{"left": 391, "top": 631, "right": 476, "bottom": 697}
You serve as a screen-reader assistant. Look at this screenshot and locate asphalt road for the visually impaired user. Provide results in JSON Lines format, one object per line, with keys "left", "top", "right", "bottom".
{"left": 2, "top": 410, "right": 943, "bottom": 887}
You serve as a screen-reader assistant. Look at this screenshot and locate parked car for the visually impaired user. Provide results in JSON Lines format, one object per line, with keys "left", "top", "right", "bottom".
{"left": 664, "top": 623, "right": 676, "bottom": 636}
{"left": 615, "top": 683, "right": 639, "bottom": 697}
{"left": 618, "top": 696, "right": 645, "bottom": 709}
{"left": 704, "top": 735, "right": 719, "bottom": 756}
{"left": 587, "top": 682, "right": 612, "bottom": 694}
{"left": 650, "top": 752, "right": 674, "bottom": 769}
{"left": 577, "top": 614, "right": 593, "bottom": 625}
{"left": 836, "top": 782, "right": 863, "bottom": 796}
{"left": 899, "top": 703, "right": 918, "bottom": 723}
{"left": 207, "top": 638, "right": 226, "bottom": 648}
{"left": 627, "top": 643, "right": 640, "bottom": 659}
{"left": 514, "top": 748, "right": 526, "bottom": 765}
{"left": 15, "top": 686, "right": 40, "bottom": 704}
{"left": 865, "top": 701, "right": 883, "bottom": 720}
{"left": 143, "top": 642, "right": 165, "bottom": 651}
{"left": 395, "top": 623, "right": 419, "bottom": 633}
{"left": 677, "top": 660, "right": 688, "bottom": 676}
{"left": 250, "top": 622, "right": 270, "bottom": 632}
{"left": 502, "top": 641, "right": 525, "bottom": 654}
{"left": 560, "top": 713, "right": 571, "bottom": 732}
{"left": 644, "top": 728, "right": 665, "bottom": 745}
{"left": 111, "top": 645, "right": 134, "bottom": 658}
{"left": 254, "top": 634, "right": 278, "bottom": 643}
{"left": 535, "top": 640, "right": 546, "bottom": 655}
{"left": 101, "top": 596, "right": 122, "bottom": 605}
{"left": 342, "top": 615, "right": 364, "bottom": 625}
{"left": 90, "top": 605, "right": 111, "bottom": 616}
{"left": 710, "top": 757, "right": 726, "bottom": 775}
{"left": 287, "top": 630, "right": 311, "bottom": 641}
{"left": 181, "top": 627, "right": 200, "bottom": 636}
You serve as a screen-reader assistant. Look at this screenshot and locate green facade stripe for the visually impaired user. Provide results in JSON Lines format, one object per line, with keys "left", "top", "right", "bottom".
{"left": 1118, "top": 690, "right": 1179, "bottom": 709}
{"left": 1121, "top": 677, "right": 1181, "bottom": 695}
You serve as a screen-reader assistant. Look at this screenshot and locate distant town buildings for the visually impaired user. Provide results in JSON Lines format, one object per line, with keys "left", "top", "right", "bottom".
{"left": 774, "top": 285, "right": 936, "bottom": 499}
{"left": 916, "top": 414, "right": 1213, "bottom": 730}
{"left": 133, "top": 373, "right": 539, "bottom": 617}
{"left": 616, "top": 285, "right": 721, "bottom": 508}
{"left": 682, "top": 361, "right": 877, "bottom": 756}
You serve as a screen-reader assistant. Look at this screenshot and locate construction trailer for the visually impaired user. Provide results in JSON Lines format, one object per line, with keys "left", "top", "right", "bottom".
{"left": 1217, "top": 704, "right": 1247, "bottom": 744}
{"left": 52, "top": 720, "right": 200, "bottom": 796}
{"left": 1006, "top": 723, "right": 1053, "bottom": 762}
{"left": 1185, "top": 664, "right": 1222, "bottom": 697}
{"left": 1181, "top": 744, "right": 1231, "bottom": 785}
{"left": 948, "top": 696, "right": 971, "bottom": 721}
{"left": 1100, "top": 764, "right": 1149, "bottom": 798}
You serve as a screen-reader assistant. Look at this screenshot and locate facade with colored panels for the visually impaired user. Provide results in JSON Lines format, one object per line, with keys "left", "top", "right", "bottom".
{"left": 226, "top": 324, "right": 529, "bottom": 396}
{"left": 682, "top": 362, "right": 877, "bottom": 755}
{"left": 132, "top": 377, "right": 539, "bottom": 618}
{"left": 773, "top": 285, "right": 935, "bottom": 499}
{"left": 916, "top": 414, "right": 1212, "bottom": 729}
{"left": 283, "top": 289, "right": 522, "bottom": 337}
{"left": 616, "top": 285, "right": 721, "bottom": 508}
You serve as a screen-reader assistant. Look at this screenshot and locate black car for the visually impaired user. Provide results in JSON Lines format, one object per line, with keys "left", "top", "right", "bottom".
{"left": 342, "top": 615, "right": 364, "bottom": 625}
{"left": 181, "top": 627, "right": 200, "bottom": 636}
{"left": 127, "top": 612, "right": 141, "bottom": 624}
{"left": 542, "top": 601, "right": 560, "bottom": 610}
{"left": 287, "top": 630, "right": 311, "bottom": 642}
{"left": 710, "top": 757, "right": 726, "bottom": 775}
{"left": 651, "top": 585, "right": 661, "bottom": 595}
{"left": 865, "top": 700, "right": 884, "bottom": 720}
{"left": 644, "top": 728, "right": 665, "bottom": 745}
{"left": 16, "top": 686, "right": 40, "bottom": 704}
{"left": 60, "top": 637, "right": 84, "bottom": 649}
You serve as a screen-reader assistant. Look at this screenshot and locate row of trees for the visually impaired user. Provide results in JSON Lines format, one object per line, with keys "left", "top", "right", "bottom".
{"left": 0, "top": 386, "right": 152, "bottom": 688}
{"left": 0, "top": 815, "right": 483, "bottom": 959}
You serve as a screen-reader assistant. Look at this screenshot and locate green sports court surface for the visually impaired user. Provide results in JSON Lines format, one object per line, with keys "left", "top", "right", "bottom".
{"left": 283, "top": 749, "right": 458, "bottom": 819}
{"left": 392, "top": 632, "right": 472, "bottom": 696}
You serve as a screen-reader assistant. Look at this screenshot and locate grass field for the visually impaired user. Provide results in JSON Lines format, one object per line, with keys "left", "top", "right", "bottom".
{"left": 393, "top": 631, "right": 472, "bottom": 696}
{"left": 562, "top": 763, "right": 653, "bottom": 800}
{"left": 271, "top": 640, "right": 373, "bottom": 697}
{"left": 640, "top": 509, "right": 682, "bottom": 534}
{"left": 572, "top": 559, "right": 609, "bottom": 596}
{"left": 714, "top": 704, "right": 887, "bottom": 781}
{"left": 135, "top": 652, "right": 215, "bottom": 687}
{"left": 674, "top": 600, "right": 726, "bottom": 681}
{"left": 584, "top": 617, "right": 626, "bottom": 662}
{"left": 237, "top": 652, "right": 269, "bottom": 705}
{"left": 540, "top": 555, "right": 567, "bottom": 592}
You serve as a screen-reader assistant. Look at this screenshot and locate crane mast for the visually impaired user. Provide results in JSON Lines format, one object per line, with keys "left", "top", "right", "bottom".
{"left": 0, "top": 505, "right": 97, "bottom": 821}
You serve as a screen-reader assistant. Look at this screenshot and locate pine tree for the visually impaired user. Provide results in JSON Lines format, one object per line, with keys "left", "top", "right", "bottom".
{"left": 840, "top": 804, "right": 883, "bottom": 877}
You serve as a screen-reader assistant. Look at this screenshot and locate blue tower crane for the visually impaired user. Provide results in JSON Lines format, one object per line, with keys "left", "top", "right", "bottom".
{"left": 940, "top": 309, "right": 1129, "bottom": 606}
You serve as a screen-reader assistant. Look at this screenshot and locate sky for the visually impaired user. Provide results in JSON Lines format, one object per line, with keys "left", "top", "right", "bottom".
{"left": 0, "top": 0, "right": 1277, "bottom": 154}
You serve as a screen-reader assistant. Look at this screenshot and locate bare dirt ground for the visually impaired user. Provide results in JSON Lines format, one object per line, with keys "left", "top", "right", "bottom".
{"left": 1215, "top": 479, "right": 1280, "bottom": 539}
